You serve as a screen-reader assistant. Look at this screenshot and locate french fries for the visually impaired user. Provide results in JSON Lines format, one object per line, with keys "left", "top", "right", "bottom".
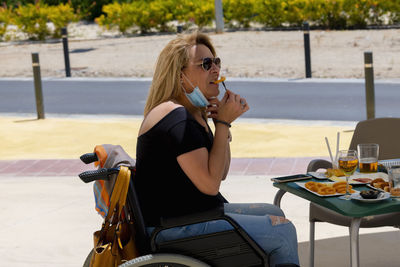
{"left": 305, "top": 181, "right": 355, "bottom": 195}
{"left": 325, "top": 168, "right": 345, "bottom": 177}
{"left": 213, "top": 76, "right": 226, "bottom": 84}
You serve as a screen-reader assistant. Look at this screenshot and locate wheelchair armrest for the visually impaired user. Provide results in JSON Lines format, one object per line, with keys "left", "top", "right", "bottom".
{"left": 307, "top": 159, "right": 332, "bottom": 172}
{"left": 150, "top": 204, "right": 248, "bottom": 251}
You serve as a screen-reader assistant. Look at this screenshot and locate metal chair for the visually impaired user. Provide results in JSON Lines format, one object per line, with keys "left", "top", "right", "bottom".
{"left": 307, "top": 117, "right": 400, "bottom": 267}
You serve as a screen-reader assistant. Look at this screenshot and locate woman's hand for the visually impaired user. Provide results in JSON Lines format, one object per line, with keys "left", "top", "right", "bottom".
{"left": 206, "top": 97, "right": 220, "bottom": 119}
{"left": 217, "top": 89, "right": 249, "bottom": 124}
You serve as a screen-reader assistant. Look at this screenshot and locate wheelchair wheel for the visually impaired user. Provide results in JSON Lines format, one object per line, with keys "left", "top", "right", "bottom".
{"left": 82, "top": 249, "right": 93, "bottom": 267}
{"left": 119, "top": 253, "right": 211, "bottom": 267}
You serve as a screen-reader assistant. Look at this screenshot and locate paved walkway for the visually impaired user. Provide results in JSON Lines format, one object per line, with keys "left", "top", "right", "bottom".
{"left": 0, "top": 157, "right": 329, "bottom": 177}
{"left": 2, "top": 115, "right": 399, "bottom": 266}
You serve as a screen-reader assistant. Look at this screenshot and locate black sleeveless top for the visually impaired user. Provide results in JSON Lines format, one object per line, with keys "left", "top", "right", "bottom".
{"left": 134, "top": 107, "right": 224, "bottom": 226}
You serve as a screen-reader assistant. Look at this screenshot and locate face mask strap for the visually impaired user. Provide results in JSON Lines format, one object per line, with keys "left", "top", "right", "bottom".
{"left": 181, "top": 72, "right": 196, "bottom": 92}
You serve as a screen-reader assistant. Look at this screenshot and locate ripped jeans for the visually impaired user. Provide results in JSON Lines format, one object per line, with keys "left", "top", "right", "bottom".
{"left": 147, "top": 203, "right": 299, "bottom": 267}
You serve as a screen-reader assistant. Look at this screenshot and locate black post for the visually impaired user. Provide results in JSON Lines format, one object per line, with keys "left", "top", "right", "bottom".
{"left": 31, "top": 53, "right": 45, "bottom": 119}
{"left": 177, "top": 25, "right": 183, "bottom": 33}
{"left": 303, "top": 22, "right": 312, "bottom": 78}
{"left": 61, "top": 27, "right": 71, "bottom": 77}
{"left": 364, "top": 51, "right": 375, "bottom": 120}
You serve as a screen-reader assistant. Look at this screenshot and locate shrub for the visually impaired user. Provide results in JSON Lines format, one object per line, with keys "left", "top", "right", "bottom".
{"left": 47, "top": 3, "right": 80, "bottom": 37}
{"left": 283, "top": 0, "right": 308, "bottom": 26}
{"left": 97, "top": 0, "right": 175, "bottom": 34}
{"left": 2, "top": 0, "right": 126, "bottom": 21}
{"left": 96, "top": 2, "right": 135, "bottom": 34}
{"left": 0, "top": 7, "right": 11, "bottom": 40}
{"left": 130, "top": 1, "right": 156, "bottom": 33}
{"left": 344, "top": 0, "right": 374, "bottom": 28}
{"left": 3, "top": 0, "right": 399, "bottom": 40}
{"left": 13, "top": 2, "right": 51, "bottom": 40}
{"left": 148, "top": 0, "right": 175, "bottom": 32}
{"left": 190, "top": 0, "right": 215, "bottom": 28}
{"left": 381, "top": 0, "right": 400, "bottom": 23}
{"left": 253, "top": 0, "right": 287, "bottom": 27}
{"left": 73, "top": 0, "right": 113, "bottom": 21}
{"left": 223, "top": 0, "right": 256, "bottom": 28}
{"left": 97, "top": 0, "right": 214, "bottom": 33}
{"left": 306, "top": 0, "right": 347, "bottom": 29}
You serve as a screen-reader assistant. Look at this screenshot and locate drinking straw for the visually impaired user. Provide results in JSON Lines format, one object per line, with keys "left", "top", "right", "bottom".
{"left": 334, "top": 132, "right": 340, "bottom": 164}
{"left": 325, "top": 137, "right": 334, "bottom": 166}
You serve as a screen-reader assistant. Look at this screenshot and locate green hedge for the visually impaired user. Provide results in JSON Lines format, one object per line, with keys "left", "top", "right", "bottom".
{"left": 95, "top": 0, "right": 215, "bottom": 33}
{"left": 0, "top": 0, "right": 399, "bottom": 41}
{"left": 1, "top": 0, "right": 133, "bottom": 20}
{"left": 96, "top": 0, "right": 400, "bottom": 33}
{"left": 3, "top": 2, "right": 79, "bottom": 40}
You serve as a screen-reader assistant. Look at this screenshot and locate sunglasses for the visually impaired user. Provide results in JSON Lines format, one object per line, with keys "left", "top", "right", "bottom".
{"left": 198, "top": 57, "right": 221, "bottom": 71}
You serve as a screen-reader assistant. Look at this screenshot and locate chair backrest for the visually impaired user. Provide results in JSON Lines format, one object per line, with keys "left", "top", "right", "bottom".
{"left": 125, "top": 168, "right": 152, "bottom": 255}
{"left": 349, "top": 118, "right": 400, "bottom": 160}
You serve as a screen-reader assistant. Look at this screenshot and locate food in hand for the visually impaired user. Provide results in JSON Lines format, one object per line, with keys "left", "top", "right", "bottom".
{"left": 325, "top": 168, "right": 345, "bottom": 177}
{"left": 213, "top": 76, "right": 226, "bottom": 84}
{"left": 360, "top": 190, "right": 380, "bottom": 199}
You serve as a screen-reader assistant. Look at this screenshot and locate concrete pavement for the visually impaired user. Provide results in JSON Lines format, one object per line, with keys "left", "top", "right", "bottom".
{"left": 1, "top": 114, "right": 400, "bottom": 266}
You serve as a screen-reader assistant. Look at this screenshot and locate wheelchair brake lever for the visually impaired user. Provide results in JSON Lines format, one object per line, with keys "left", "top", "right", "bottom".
{"left": 78, "top": 168, "right": 120, "bottom": 183}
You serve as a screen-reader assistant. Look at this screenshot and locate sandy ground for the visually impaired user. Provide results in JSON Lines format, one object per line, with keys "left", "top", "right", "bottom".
{"left": 3, "top": 174, "right": 400, "bottom": 267}
{"left": 0, "top": 116, "right": 355, "bottom": 159}
{"left": 0, "top": 23, "right": 399, "bottom": 79}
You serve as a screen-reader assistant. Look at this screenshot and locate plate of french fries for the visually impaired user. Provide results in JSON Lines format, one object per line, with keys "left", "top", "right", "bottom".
{"left": 296, "top": 181, "right": 357, "bottom": 197}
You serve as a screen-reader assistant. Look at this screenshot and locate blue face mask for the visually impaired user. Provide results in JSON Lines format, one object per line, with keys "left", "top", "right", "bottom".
{"left": 182, "top": 74, "right": 210, "bottom": 108}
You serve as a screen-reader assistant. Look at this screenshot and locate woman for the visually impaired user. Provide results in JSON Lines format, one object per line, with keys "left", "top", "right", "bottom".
{"left": 134, "top": 32, "right": 299, "bottom": 267}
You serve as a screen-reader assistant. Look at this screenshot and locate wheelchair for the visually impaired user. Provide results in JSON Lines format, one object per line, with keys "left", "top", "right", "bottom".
{"left": 79, "top": 151, "right": 274, "bottom": 267}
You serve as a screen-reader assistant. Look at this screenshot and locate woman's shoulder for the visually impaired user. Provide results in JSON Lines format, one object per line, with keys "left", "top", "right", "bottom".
{"left": 151, "top": 101, "right": 184, "bottom": 117}
{"left": 139, "top": 101, "right": 186, "bottom": 136}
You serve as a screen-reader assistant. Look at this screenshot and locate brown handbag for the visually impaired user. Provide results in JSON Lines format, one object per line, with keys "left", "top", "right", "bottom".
{"left": 90, "top": 166, "right": 139, "bottom": 267}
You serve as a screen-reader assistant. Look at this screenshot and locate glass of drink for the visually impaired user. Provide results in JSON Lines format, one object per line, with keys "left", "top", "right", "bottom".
{"left": 357, "top": 143, "right": 379, "bottom": 173}
{"left": 389, "top": 166, "right": 400, "bottom": 197}
{"left": 338, "top": 150, "right": 358, "bottom": 200}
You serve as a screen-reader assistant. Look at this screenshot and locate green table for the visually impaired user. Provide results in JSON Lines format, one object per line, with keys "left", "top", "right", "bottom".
{"left": 273, "top": 178, "right": 400, "bottom": 267}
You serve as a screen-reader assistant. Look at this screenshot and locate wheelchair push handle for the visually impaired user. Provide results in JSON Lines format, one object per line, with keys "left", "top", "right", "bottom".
{"left": 79, "top": 168, "right": 120, "bottom": 183}
{"left": 80, "top": 152, "right": 98, "bottom": 164}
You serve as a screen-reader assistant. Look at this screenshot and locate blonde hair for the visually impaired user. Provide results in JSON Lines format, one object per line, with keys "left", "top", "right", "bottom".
{"left": 143, "top": 32, "right": 216, "bottom": 116}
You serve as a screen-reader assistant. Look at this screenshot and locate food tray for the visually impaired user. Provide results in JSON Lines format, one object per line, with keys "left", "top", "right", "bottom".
{"left": 307, "top": 172, "right": 328, "bottom": 180}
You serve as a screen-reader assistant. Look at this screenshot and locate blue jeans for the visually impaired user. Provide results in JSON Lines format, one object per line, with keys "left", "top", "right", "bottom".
{"left": 147, "top": 203, "right": 299, "bottom": 267}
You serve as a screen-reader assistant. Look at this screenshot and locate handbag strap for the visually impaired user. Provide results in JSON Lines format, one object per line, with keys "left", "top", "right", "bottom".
{"left": 102, "top": 166, "right": 131, "bottom": 230}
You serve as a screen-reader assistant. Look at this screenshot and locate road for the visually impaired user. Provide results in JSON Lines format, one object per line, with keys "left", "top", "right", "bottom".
{"left": 0, "top": 79, "right": 399, "bottom": 121}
